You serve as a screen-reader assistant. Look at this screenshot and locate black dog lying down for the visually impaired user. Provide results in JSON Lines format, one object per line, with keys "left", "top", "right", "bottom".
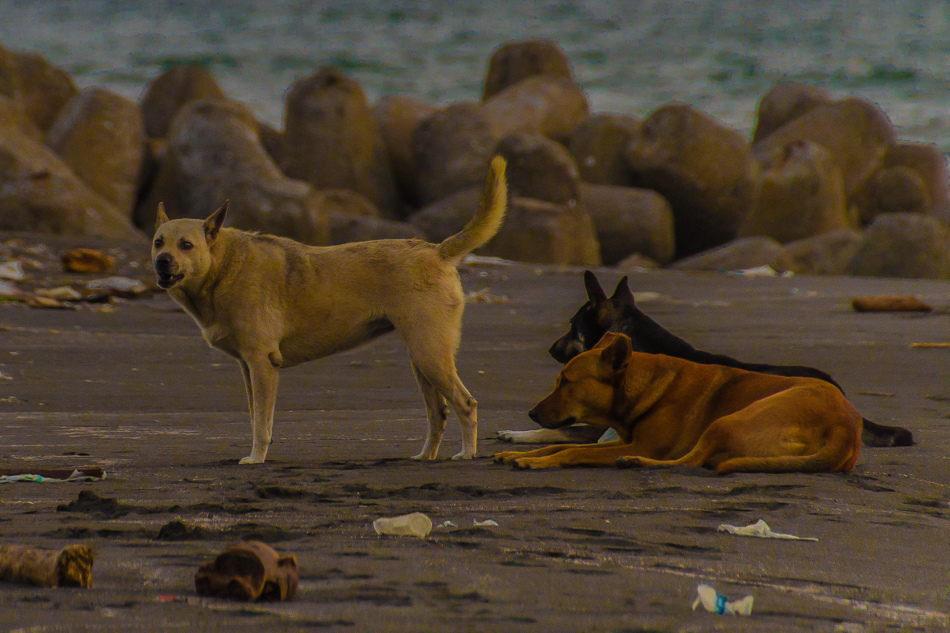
{"left": 499, "top": 271, "right": 913, "bottom": 448}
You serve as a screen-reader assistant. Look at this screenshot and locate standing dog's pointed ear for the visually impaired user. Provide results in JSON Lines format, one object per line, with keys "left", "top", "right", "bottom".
{"left": 203, "top": 201, "right": 229, "bottom": 243}
{"left": 583, "top": 270, "right": 607, "bottom": 304}
{"left": 155, "top": 202, "right": 170, "bottom": 230}
{"left": 599, "top": 333, "right": 632, "bottom": 373}
{"left": 610, "top": 276, "right": 635, "bottom": 304}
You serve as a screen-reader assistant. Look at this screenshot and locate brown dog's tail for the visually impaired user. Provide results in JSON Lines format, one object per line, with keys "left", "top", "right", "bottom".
{"left": 437, "top": 155, "right": 508, "bottom": 265}
{"left": 716, "top": 423, "right": 862, "bottom": 475}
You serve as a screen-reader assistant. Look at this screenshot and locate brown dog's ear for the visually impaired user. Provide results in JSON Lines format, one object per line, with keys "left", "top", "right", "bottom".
{"left": 591, "top": 331, "right": 620, "bottom": 349}
{"left": 599, "top": 333, "right": 632, "bottom": 373}
{"left": 155, "top": 202, "right": 170, "bottom": 230}
{"left": 583, "top": 270, "right": 607, "bottom": 304}
{"left": 610, "top": 276, "right": 634, "bottom": 304}
{"left": 203, "top": 201, "right": 229, "bottom": 243}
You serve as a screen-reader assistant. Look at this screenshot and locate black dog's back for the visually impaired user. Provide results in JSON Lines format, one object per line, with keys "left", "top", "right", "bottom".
{"left": 549, "top": 271, "right": 913, "bottom": 447}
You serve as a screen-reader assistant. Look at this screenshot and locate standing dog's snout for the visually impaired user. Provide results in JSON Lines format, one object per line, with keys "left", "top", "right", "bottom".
{"left": 154, "top": 252, "right": 174, "bottom": 271}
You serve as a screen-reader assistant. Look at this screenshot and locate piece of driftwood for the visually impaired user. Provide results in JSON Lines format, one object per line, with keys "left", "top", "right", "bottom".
{"left": 195, "top": 540, "right": 298, "bottom": 602}
{"left": 851, "top": 296, "right": 932, "bottom": 312}
{"left": 60, "top": 248, "right": 115, "bottom": 274}
{"left": 0, "top": 544, "right": 94, "bottom": 588}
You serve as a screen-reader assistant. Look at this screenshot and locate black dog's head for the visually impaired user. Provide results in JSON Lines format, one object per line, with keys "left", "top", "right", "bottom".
{"left": 549, "top": 271, "right": 640, "bottom": 363}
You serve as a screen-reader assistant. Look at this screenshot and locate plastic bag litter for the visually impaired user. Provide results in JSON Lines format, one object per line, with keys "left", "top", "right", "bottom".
{"left": 718, "top": 519, "right": 818, "bottom": 541}
{"left": 692, "top": 583, "right": 753, "bottom": 615}
{"left": 373, "top": 512, "right": 432, "bottom": 537}
{"left": 0, "top": 467, "right": 105, "bottom": 484}
{"left": 473, "top": 519, "right": 498, "bottom": 527}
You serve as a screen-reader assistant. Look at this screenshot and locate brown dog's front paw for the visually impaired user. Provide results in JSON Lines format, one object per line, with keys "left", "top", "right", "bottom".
{"left": 513, "top": 457, "right": 553, "bottom": 470}
{"left": 616, "top": 456, "right": 644, "bottom": 469}
{"left": 493, "top": 451, "right": 522, "bottom": 464}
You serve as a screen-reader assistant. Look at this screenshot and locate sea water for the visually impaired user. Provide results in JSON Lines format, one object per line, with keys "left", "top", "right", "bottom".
{"left": 1, "top": 0, "right": 949, "bottom": 150}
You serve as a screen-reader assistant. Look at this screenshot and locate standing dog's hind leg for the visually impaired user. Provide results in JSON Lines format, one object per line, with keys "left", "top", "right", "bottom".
{"left": 421, "top": 364, "right": 477, "bottom": 460}
{"left": 240, "top": 355, "right": 280, "bottom": 464}
{"left": 406, "top": 351, "right": 477, "bottom": 459}
{"left": 401, "top": 302, "right": 477, "bottom": 459}
{"left": 445, "top": 375, "right": 477, "bottom": 460}
{"left": 410, "top": 362, "right": 449, "bottom": 460}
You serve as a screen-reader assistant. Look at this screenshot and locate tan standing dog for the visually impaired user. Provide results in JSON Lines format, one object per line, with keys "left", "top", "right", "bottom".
{"left": 495, "top": 332, "right": 863, "bottom": 473}
{"left": 152, "top": 157, "right": 507, "bottom": 464}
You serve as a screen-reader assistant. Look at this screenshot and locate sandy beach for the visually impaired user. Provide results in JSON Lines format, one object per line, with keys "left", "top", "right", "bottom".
{"left": 1, "top": 236, "right": 949, "bottom": 632}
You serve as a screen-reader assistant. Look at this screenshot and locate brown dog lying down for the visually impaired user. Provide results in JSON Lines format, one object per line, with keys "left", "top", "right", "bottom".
{"left": 495, "top": 333, "right": 863, "bottom": 473}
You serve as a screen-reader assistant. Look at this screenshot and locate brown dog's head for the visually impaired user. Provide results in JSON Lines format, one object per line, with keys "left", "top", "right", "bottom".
{"left": 151, "top": 202, "right": 228, "bottom": 292}
{"left": 530, "top": 332, "right": 632, "bottom": 429}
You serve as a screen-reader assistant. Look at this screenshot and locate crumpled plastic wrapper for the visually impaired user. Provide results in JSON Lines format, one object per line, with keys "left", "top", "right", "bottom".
{"left": 692, "top": 583, "right": 753, "bottom": 615}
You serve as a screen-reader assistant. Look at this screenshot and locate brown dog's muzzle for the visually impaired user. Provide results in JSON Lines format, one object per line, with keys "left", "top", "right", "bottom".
{"left": 154, "top": 253, "right": 184, "bottom": 289}
{"left": 528, "top": 406, "right": 576, "bottom": 429}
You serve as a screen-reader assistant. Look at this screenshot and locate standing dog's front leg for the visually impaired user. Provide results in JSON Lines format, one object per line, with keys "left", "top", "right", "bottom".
{"left": 239, "top": 354, "right": 280, "bottom": 464}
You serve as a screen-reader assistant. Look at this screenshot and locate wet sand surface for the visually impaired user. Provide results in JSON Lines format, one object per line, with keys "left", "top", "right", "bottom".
{"left": 1, "top": 251, "right": 949, "bottom": 632}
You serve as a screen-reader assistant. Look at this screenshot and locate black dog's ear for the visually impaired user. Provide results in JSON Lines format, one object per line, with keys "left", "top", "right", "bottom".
{"left": 204, "top": 201, "right": 229, "bottom": 242}
{"left": 610, "top": 276, "right": 635, "bottom": 304}
{"left": 583, "top": 270, "right": 607, "bottom": 304}
{"left": 600, "top": 333, "right": 632, "bottom": 373}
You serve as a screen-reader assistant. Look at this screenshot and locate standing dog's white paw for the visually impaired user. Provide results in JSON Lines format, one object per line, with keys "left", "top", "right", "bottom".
{"left": 450, "top": 450, "right": 475, "bottom": 460}
{"left": 239, "top": 455, "right": 265, "bottom": 464}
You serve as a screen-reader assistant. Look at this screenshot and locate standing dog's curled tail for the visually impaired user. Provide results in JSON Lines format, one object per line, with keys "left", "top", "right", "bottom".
{"left": 437, "top": 156, "right": 508, "bottom": 265}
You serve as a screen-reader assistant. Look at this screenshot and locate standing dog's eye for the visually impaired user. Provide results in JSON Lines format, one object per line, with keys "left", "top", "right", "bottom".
{"left": 180, "top": 240, "right": 193, "bottom": 251}
{"left": 153, "top": 238, "right": 163, "bottom": 248}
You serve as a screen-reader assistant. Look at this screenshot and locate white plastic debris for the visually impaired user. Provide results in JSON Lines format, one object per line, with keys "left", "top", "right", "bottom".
{"left": 721, "top": 265, "right": 792, "bottom": 277}
{"left": 86, "top": 276, "right": 148, "bottom": 296}
{"left": 460, "top": 255, "right": 512, "bottom": 267}
{"left": 0, "top": 280, "right": 28, "bottom": 301}
{"left": 718, "top": 519, "right": 818, "bottom": 542}
{"left": 473, "top": 519, "right": 498, "bottom": 527}
{"left": 631, "top": 291, "right": 662, "bottom": 302}
{"left": 0, "top": 261, "right": 25, "bottom": 281}
{"left": 35, "top": 286, "right": 82, "bottom": 301}
{"left": 692, "top": 583, "right": 753, "bottom": 615}
{"left": 372, "top": 512, "right": 432, "bottom": 537}
{"left": 435, "top": 520, "right": 457, "bottom": 529}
